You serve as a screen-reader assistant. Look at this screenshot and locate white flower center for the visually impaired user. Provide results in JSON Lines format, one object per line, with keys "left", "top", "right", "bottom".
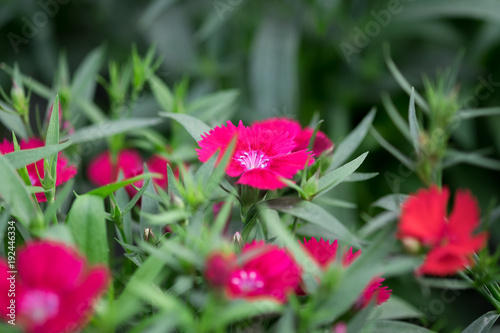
{"left": 231, "top": 270, "right": 265, "bottom": 292}
{"left": 237, "top": 151, "right": 269, "bottom": 170}
{"left": 20, "top": 289, "right": 60, "bottom": 325}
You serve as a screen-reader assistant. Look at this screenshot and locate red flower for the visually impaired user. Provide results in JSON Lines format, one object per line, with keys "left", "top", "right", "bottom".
{"left": 252, "top": 118, "right": 334, "bottom": 157}
{"left": 87, "top": 149, "right": 144, "bottom": 197}
{"left": 205, "top": 241, "right": 301, "bottom": 303}
{"left": 0, "top": 241, "right": 109, "bottom": 333}
{"left": 357, "top": 277, "right": 392, "bottom": 308}
{"left": 197, "top": 121, "right": 314, "bottom": 190}
{"left": 0, "top": 138, "right": 77, "bottom": 202}
{"left": 146, "top": 154, "right": 181, "bottom": 189}
{"left": 397, "top": 186, "right": 487, "bottom": 276}
{"left": 204, "top": 252, "right": 237, "bottom": 288}
{"left": 300, "top": 237, "right": 391, "bottom": 308}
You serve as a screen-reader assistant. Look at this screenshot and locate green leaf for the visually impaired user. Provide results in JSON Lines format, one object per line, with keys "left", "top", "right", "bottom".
{"left": 0, "top": 154, "right": 40, "bottom": 227}
{"left": 63, "top": 118, "right": 164, "bottom": 144}
{"left": 383, "top": 44, "right": 430, "bottom": 113}
{"left": 45, "top": 95, "right": 60, "bottom": 183}
{"left": 396, "top": 0, "right": 500, "bottom": 22}
{"left": 369, "top": 295, "right": 425, "bottom": 320}
{"left": 0, "top": 63, "right": 52, "bottom": 98}
{"left": 381, "top": 91, "right": 412, "bottom": 142}
{"left": 188, "top": 90, "right": 239, "bottom": 123}
{"left": 141, "top": 210, "right": 191, "bottom": 225}
{"left": 417, "top": 277, "right": 472, "bottom": 290}
{"left": 328, "top": 108, "right": 375, "bottom": 171}
{"left": 370, "top": 127, "right": 414, "bottom": 170}
{"left": 316, "top": 152, "right": 368, "bottom": 197}
{"left": 263, "top": 198, "right": 362, "bottom": 247}
{"left": 408, "top": 88, "right": 422, "bottom": 153}
{"left": 41, "top": 224, "right": 75, "bottom": 246}
{"left": 167, "top": 164, "right": 182, "bottom": 199}
{"left": 366, "top": 320, "right": 436, "bottom": 333}
{"left": 456, "top": 107, "right": 500, "bottom": 120}
{"left": 140, "top": 165, "right": 160, "bottom": 239}
{"left": 66, "top": 194, "right": 108, "bottom": 265}
{"left": 344, "top": 172, "right": 379, "bottom": 182}
{"left": 86, "top": 173, "right": 160, "bottom": 198}
{"left": 443, "top": 149, "right": 500, "bottom": 171}
{"left": 371, "top": 194, "right": 409, "bottom": 212}
{"left": 159, "top": 112, "right": 211, "bottom": 142}
{"left": 0, "top": 102, "right": 27, "bottom": 138}
{"left": 149, "top": 74, "right": 174, "bottom": 112}
{"left": 358, "top": 211, "right": 399, "bottom": 238}
{"left": 44, "top": 178, "right": 74, "bottom": 224}
{"left": 70, "top": 46, "right": 105, "bottom": 100}
{"left": 212, "top": 300, "right": 283, "bottom": 331}
{"left": 249, "top": 16, "right": 298, "bottom": 116}
{"left": 462, "top": 311, "right": 500, "bottom": 333}
{"left": 4, "top": 141, "right": 72, "bottom": 169}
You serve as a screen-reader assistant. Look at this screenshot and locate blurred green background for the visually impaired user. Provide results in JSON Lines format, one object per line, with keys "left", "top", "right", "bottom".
{"left": 1, "top": 0, "right": 500, "bottom": 331}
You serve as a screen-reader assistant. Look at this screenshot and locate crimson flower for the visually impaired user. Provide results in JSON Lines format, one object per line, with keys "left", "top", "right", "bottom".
{"left": 0, "top": 241, "right": 109, "bottom": 333}
{"left": 300, "top": 237, "right": 391, "bottom": 308}
{"left": 197, "top": 121, "right": 314, "bottom": 190}
{"left": 87, "top": 149, "right": 144, "bottom": 197}
{"left": 397, "top": 186, "right": 488, "bottom": 276}
{"left": 0, "top": 138, "right": 77, "bottom": 202}
{"left": 205, "top": 241, "right": 301, "bottom": 303}
{"left": 252, "top": 118, "right": 334, "bottom": 157}
{"left": 146, "top": 154, "right": 181, "bottom": 189}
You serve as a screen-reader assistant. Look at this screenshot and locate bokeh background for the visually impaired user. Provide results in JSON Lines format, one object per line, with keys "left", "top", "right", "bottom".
{"left": 1, "top": 0, "right": 500, "bottom": 331}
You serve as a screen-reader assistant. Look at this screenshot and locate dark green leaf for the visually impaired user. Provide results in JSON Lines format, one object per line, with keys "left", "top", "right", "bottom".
{"left": 408, "top": 88, "right": 421, "bottom": 153}
{"left": 86, "top": 173, "right": 160, "bottom": 198}
{"left": 4, "top": 141, "right": 72, "bottom": 169}
{"left": 462, "top": 311, "right": 500, "bottom": 333}
{"left": 366, "top": 320, "right": 436, "bottom": 333}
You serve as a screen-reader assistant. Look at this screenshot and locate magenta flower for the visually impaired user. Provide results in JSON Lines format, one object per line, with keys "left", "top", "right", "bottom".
{"left": 0, "top": 241, "right": 109, "bottom": 333}
{"left": 252, "top": 118, "right": 334, "bottom": 157}
{"left": 87, "top": 149, "right": 144, "bottom": 197}
{"left": 197, "top": 121, "right": 314, "bottom": 190}
{"left": 300, "top": 237, "right": 391, "bottom": 308}
{"left": 0, "top": 138, "right": 77, "bottom": 202}
{"left": 205, "top": 241, "right": 301, "bottom": 303}
{"left": 146, "top": 154, "right": 182, "bottom": 190}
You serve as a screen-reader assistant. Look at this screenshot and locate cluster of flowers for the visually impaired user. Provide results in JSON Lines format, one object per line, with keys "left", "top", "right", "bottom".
{"left": 197, "top": 118, "right": 333, "bottom": 190}
{"left": 87, "top": 149, "right": 178, "bottom": 197}
{"left": 397, "top": 186, "right": 487, "bottom": 276}
{"left": 205, "top": 238, "right": 391, "bottom": 308}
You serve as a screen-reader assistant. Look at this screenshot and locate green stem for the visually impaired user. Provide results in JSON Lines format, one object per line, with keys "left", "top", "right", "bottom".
{"left": 292, "top": 217, "right": 300, "bottom": 236}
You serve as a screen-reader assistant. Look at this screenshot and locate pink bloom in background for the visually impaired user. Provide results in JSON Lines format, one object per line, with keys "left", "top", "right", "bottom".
{"left": 205, "top": 241, "right": 301, "bottom": 303}
{"left": 397, "top": 186, "right": 487, "bottom": 276}
{"left": 0, "top": 138, "right": 77, "bottom": 202}
{"left": 87, "top": 149, "right": 144, "bottom": 197}
{"left": 197, "top": 121, "right": 314, "bottom": 190}
{"left": 300, "top": 237, "right": 391, "bottom": 308}
{"left": 0, "top": 241, "right": 109, "bottom": 333}
{"left": 146, "top": 154, "right": 181, "bottom": 190}
{"left": 252, "top": 118, "right": 334, "bottom": 157}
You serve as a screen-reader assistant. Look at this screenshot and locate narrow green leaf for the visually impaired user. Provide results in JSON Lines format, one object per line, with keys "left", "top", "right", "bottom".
{"left": 0, "top": 154, "right": 40, "bottom": 227}
{"left": 366, "top": 320, "right": 435, "bottom": 333}
{"left": 12, "top": 132, "right": 31, "bottom": 185}
{"left": 141, "top": 210, "right": 190, "bottom": 225}
{"left": 167, "top": 164, "right": 182, "bottom": 200}
{"left": 66, "top": 194, "right": 108, "bottom": 265}
{"left": 358, "top": 211, "right": 399, "bottom": 238}
{"left": 70, "top": 46, "right": 105, "bottom": 100}
{"left": 371, "top": 194, "right": 409, "bottom": 212}
{"left": 159, "top": 112, "right": 211, "bottom": 142}
{"left": 63, "top": 118, "right": 164, "bottom": 144}
{"left": 344, "top": 172, "right": 378, "bottom": 182}
{"left": 316, "top": 152, "right": 368, "bottom": 197}
{"left": 43, "top": 178, "right": 74, "bottom": 224}
{"left": 263, "top": 198, "right": 362, "bottom": 247}
{"left": 86, "top": 173, "right": 160, "bottom": 198}
{"left": 41, "top": 224, "right": 75, "bottom": 246}
{"left": 370, "top": 127, "right": 415, "bottom": 170}
{"left": 417, "top": 278, "right": 472, "bottom": 290}
{"left": 328, "top": 108, "right": 375, "bottom": 171}
{"left": 4, "top": 141, "right": 72, "bottom": 169}
{"left": 0, "top": 63, "right": 52, "bottom": 98}
{"left": 149, "top": 74, "right": 174, "bottom": 112}
{"left": 443, "top": 149, "right": 500, "bottom": 171}
{"left": 383, "top": 44, "right": 430, "bottom": 113}
{"left": 45, "top": 95, "right": 60, "bottom": 182}
{"left": 212, "top": 300, "right": 283, "bottom": 331}
{"left": 462, "top": 311, "right": 500, "bottom": 333}
{"left": 381, "top": 91, "right": 412, "bottom": 142}
{"left": 408, "top": 88, "right": 421, "bottom": 153}
{"left": 456, "top": 107, "right": 500, "bottom": 120}
{"left": 188, "top": 90, "right": 239, "bottom": 122}
{"left": 0, "top": 102, "right": 27, "bottom": 138}
{"left": 140, "top": 165, "right": 160, "bottom": 239}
